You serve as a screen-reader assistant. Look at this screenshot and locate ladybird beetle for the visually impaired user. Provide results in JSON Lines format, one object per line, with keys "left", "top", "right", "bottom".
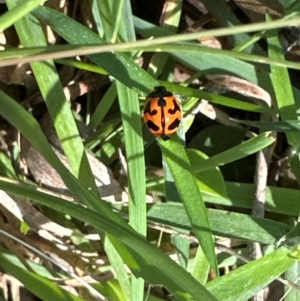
{"left": 143, "top": 86, "right": 181, "bottom": 139}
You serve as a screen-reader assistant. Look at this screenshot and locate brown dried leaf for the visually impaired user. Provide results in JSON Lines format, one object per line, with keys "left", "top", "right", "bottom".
{"left": 0, "top": 189, "right": 72, "bottom": 240}
{"left": 204, "top": 74, "right": 271, "bottom": 106}
{"left": 233, "top": 0, "right": 284, "bottom": 22}
{"left": 21, "top": 113, "right": 127, "bottom": 203}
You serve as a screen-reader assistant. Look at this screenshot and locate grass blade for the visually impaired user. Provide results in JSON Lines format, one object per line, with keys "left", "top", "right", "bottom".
{"left": 0, "top": 0, "right": 45, "bottom": 32}
{"left": 206, "top": 247, "right": 295, "bottom": 301}
{"left": 6, "top": 0, "right": 99, "bottom": 196}
{"left": 0, "top": 177, "right": 219, "bottom": 301}
{"left": 33, "top": 5, "right": 157, "bottom": 94}
{"left": 159, "top": 137, "right": 218, "bottom": 273}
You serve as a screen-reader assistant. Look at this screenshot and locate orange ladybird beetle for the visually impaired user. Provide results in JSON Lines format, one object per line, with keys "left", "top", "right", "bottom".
{"left": 143, "top": 86, "right": 182, "bottom": 140}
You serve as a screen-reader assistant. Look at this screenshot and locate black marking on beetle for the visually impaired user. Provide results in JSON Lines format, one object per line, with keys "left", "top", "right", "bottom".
{"left": 168, "top": 118, "right": 181, "bottom": 131}
{"left": 157, "top": 97, "right": 167, "bottom": 107}
{"left": 161, "top": 135, "right": 170, "bottom": 141}
{"left": 144, "top": 101, "right": 157, "bottom": 116}
{"left": 146, "top": 120, "right": 160, "bottom": 132}
{"left": 160, "top": 98, "right": 166, "bottom": 136}
{"left": 168, "top": 98, "right": 181, "bottom": 115}
{"left": 148, "top": 86, "right": 173, "bottom": 98}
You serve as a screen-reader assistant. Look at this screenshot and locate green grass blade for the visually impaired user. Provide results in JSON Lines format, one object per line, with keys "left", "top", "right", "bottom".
{"left": 0, "top": 0, "right": 45, "bottom": 32}
{"left": 55, "top": 58, "right": 107, "bottom": 74}
{"left": 147, "top": 178, "right": 300, "bottom": 218}
{"left": 232, "top": 119, "right": 300, "bottom": 131}
{"left": 0, "top": 178, "right": 219, "bottom": 301}
{"left": 146, "top": 133, "right": 275, "bottom": 208}
{"left": 6, "top": 0, "right": 99, "bottom": 196}
{"left": 206, "top": 248, "right": 295, "bottom": 301}
{"left": 33, "top": 5, "right": 157, "bottom": 94}
{"left": 209, "top": 182, "right": 300, "bottom": 217}
{"left": 163, "top": 84, "right": 275, "bottom": 114}
{"left": 267, "top": 15, "right": 299, "bottom": 145}
{"left": 116, "top": 82, "right": 147, "bottom": 301}
{"left": 186, "top": 149, "right": 227, "bottom": 198}
{"left": 146, "top": 203, "right": 289, "bottom": 245}
{"left": 194, "top": 132, "right": 275, "bottom": 173}
{"left": 3, "top": 38, "right": 300, "bottom": 75}
{"left": 267, "top": 14, "right": 300, "bottom": 186}
{"left": 0, "top": 251, "right": 84, "bottom": 301}
{"left": 110, "top": 0, "right": 146, "bottom": 298}
{"left": 89, "top": 82, "right": 117, "bottom": 128}
{"left": 189, "top": 246, "right": 210, "bottom": 285}
{"left": 159, "top": 137, "right": 218, "bottom": 273}
{"left": 103, "top": 238, "right": 131, "bottom": 301}
{"left": 114, "top": 27, "right": 147, "bottom": 237}
{"left": 284, "top": 262, "right": 300, "bottom": 301}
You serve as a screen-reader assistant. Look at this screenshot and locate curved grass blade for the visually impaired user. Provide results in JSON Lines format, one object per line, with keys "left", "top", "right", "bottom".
{"left": 146, "top": 203, "right": 289, "bottom": 245}
{"left": 6, "top": 0, "right": 99, "bottom": 196}
{"left": 33, "top": 5, "right": 158, "bottom": 94}
{"left": 0, "top": 251, "right": 84, "bottom": 301}
{"left": 0, "top": 0, "right": 45, "bottom": 32}
{"left": 206, "top": 182, "right": 300, "bottom": 217}
{"left": 110, "top": 0, "right": 147, "bottom": 298}
{"left": 267, "top": 15, "right": 299, "bottom": 143}
{"left": 159, "top": 137, "right": 218, "bottom": 273}
{"left": 162, "top": 84, "right": 276, "bottom": 114}
{"left": 186, "top": 149, "right": 227, "bottom": 198}
{"left": 206, "top": 247, "right": 295, "bottom": 301}
{"left": 0, "top": 177, "right": 219, "bottom": 301}
{"left": 267, "top": 14, "right": 300, "bottom": 188}
{"left": 194, "top": 132, "right": 275, "bottom": 173}
{"left": 232, "top": 119, "right": 300, "bottom": 132}
{"left": 116, "top": 82, "right": 146, "bottom": 301}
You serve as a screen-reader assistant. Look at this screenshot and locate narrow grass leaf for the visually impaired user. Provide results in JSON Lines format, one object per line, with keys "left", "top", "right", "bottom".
{"left": 284, "top": 262, "right": 300, "bottom": 301}
{"left": 115, "top": 5, "right": 147, "bottom": 231}
{"left": 267, "top": 14, "right": 300, "bottom": 185}
{"left": 206, "top": 247, "right": 295, "bottom": 301}
{"left": 0, "top": 0, "right": 45, "bottom": 32}
{"left": 0, "top": 152, "right": 17, "bottom": 179}
{"left": 0, "top": 252, "right": 84, "bottom": 301}
{"left": 159, "top": 137, "right": 218, "bottom": 272}
{"left": 232, "top": 119, "right": 300, "bottom": 131}
{"left": 103, "top": 238, "right": 131, "bottom": 301}
{"left": 194, "top": 132, "right": 275, "bottom": 173}
{"left": 208, "top": 182, "right": 300, "bottom": 217}
{"left": 162, "top": 84, "right": 275, "bottom": 114}
{"left": 146, "top": 203, "right": 289, "bottom": 245}
{"left": 33, "top": 5, "right": 157, "bottom": 94}
{"left": 55, "top": 58, "right": 107, "bottom": 75}
{"left": 189, "top": 246, "right": 210, "bottom": 285}
{"left": 116, "top": 82, "right": 147, "bottom": 301}
{"left": 0, "top": 178, "right": 219, "bottom": 301}
{"left": 6, "top": 0, "right": 99, "bottom": 196}
{"left": 89, "top": 82, "right": 117, "bottom": 128}
{"left": 146, "top": 133, "right": 276, "bottom": 203}
{"left": 267, "top": 15, "right": 299, "bottom": 145}
{"left": 187, "top": 149, "right": 228, "bottom": 198}
{"left": 113, "top": 2, "right": 146, "bottom": 298}
{"left": 147, "top": 179, "right": 300, "bottom": 218}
